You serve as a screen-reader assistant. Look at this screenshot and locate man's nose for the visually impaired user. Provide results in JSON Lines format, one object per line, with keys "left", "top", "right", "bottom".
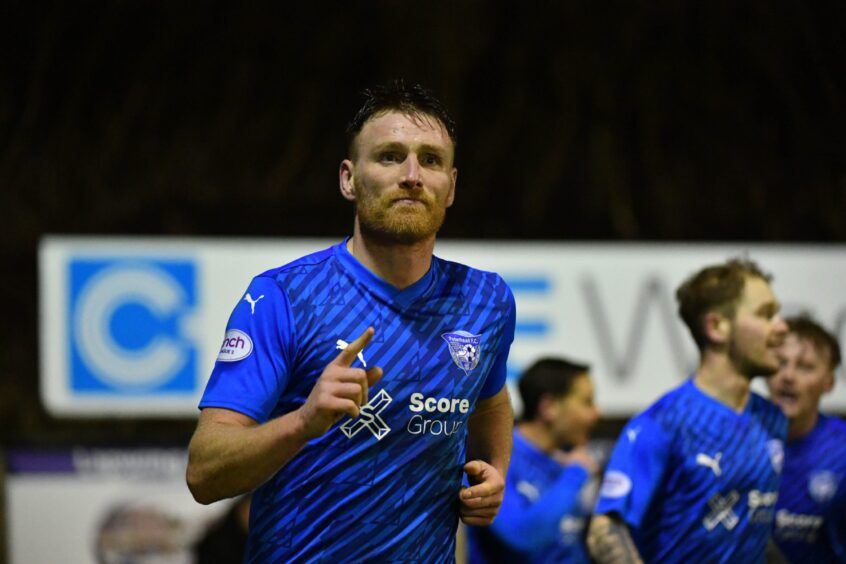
{"left": 399, "top": 156, "right": 422, "bottom": 188}
{"left": 774, "top": 363, "right": 795, "bottom": 384}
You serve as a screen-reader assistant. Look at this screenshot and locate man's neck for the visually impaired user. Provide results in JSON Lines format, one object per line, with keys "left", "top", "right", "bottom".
{"left": 694, "top": 352, "right": 753, "bottom": 413}
{"left": 347, "top": 228, "right": 436, "bottom": 290}
{"left": 516, "top": 421, "right": 555, "bottom": 453}
{"left": 788, "top": 411, "right": 819, "bottom": 442}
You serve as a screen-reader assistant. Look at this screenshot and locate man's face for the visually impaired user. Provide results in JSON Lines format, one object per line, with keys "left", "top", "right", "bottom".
{"left": 726, "top": 276, "right": 788, "bottom": 377}
{"left": 547, "top": 375, "right": 600, "bottom": 448}
{"left": 341, "top": 111, "right": 457, "bottom": 244}
{"left": 767, "top": 333, "right": 834, "bottom": 421}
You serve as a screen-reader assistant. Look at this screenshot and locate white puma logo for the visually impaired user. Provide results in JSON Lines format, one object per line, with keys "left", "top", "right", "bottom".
{"left": 696, "top": 452, "right": 723, "bottom": 476}
{"left": 626, "top": 426, "right": 641, "bottom": 443}
{"left": 243, "top": 293, "right": 265, "bottom": 315}
{"left": 336, "top": 339, "right": 367, "bottom": 367}
{"left": 516, "top": 480, "right": 540, "bottom": 502}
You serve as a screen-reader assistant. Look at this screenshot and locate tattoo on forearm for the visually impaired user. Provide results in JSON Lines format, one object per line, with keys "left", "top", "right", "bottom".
{"left": 587, "top": 515, "right": 644, "bottom": 564}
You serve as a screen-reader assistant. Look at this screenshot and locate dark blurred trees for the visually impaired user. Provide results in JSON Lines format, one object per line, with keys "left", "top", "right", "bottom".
{"left": 2, "top": 1, "right": 844, "bottom": 444}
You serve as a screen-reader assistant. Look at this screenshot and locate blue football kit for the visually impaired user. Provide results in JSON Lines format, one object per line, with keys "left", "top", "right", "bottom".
{"left": 595, "top": 379, "right": 788, "bottom": 563}
{"left": 773, "top": 414, "right": 846, "bottom": 563}
{"left": 199, "top": 240, "right": 516, "bottom": 563}
{"left": 466, "top": 430, "right": 591, "bottom": 563}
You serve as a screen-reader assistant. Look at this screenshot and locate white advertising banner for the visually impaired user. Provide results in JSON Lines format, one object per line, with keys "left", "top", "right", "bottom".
{"left": 39, "top": 237, "right": 846, "bottom": 417}
{"left": 5, "top": 449, "right": 230, "bottom": 564}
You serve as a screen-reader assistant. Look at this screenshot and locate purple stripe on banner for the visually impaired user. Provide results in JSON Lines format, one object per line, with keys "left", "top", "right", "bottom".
{"left": 6, "top": 449, "right": 75, "bottom": 474}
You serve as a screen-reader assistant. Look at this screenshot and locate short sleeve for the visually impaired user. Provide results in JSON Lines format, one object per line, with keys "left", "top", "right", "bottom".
{"left": 594, "top": 415, "right": 672, "bottom": 528}
{"left": 491, "top": 464, "right": 589, "bottom": 552}
{"left": 199, "top": 275, "right": 296, "bottom": 422}
{"left": 479, "top": 286, "right": 516, "bottom": 399}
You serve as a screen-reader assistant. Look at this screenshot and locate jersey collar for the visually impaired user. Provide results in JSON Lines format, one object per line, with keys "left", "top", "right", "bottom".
{"left": 334, "top": 238, "right": 437, "bottom": 308}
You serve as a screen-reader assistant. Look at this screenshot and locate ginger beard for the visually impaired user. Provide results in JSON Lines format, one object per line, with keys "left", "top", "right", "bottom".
{"left": 727, "top": 330, "right": 782, "bottom": 378}
{"left": 724, "top": 276, "right": 785, "bottom": 378}
{"left": 354, "top": 185, "right": 448, "bottom": 245}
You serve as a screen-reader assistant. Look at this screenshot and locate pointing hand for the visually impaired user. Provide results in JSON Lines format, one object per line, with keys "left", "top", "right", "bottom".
{"left": 297, "top": 327, "right": 383, "bottom": 440}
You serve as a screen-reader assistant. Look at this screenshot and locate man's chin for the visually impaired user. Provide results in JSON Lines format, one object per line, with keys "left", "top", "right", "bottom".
{"left": 749, "top": 358, "right": 780, "bottom": 377}
{"left": 359, "top": 215, "right": 444, "bottom": 245}
{"left": 772, "top": 401, "right": 800, "bottom": 419}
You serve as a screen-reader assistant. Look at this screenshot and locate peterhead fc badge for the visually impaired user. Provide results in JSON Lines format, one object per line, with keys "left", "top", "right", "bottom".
{"left": 808, "top": 470, "right": 838, "bottom": 504}
{"left": 442, "top": 330, "right": 482, "bottom": 375}
{"left": 766, "top": 439, "right": 784, "bottom": 474}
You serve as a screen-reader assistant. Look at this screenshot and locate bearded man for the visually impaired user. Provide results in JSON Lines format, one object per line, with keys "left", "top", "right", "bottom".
{"left": 186, "top": 80, "right": 515, "bottom": 563}
{"left": 588, "top": 259, "right": 790, "bottom": 563}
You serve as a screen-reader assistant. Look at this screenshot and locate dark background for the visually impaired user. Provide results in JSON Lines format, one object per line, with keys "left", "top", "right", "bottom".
{"left": 2, "top": 1, "right": 845, "bottom": 447}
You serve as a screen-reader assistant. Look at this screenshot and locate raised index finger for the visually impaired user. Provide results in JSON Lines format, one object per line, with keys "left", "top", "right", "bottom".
{"left": 332, "top": 326, "right": 375, "bottom": 367}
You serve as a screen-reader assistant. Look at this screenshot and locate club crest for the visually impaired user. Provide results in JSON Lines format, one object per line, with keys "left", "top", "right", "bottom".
{"left": 767, "top": 439, "right": 784, "bottom": 474}
{"left": 442, "top": 330, "right": 482, "bottom": 374}
{"left": 808, "top": 470, "right": 839, "bottom": 504}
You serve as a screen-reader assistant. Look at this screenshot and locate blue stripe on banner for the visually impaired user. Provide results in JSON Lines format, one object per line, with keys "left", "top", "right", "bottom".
{"left": 506, "top": 363, "right": 523, "bottom": 382}
{"left": 504, "top": 277, "right": 550, "bottom": 293}
{"left": 515, "top": 319, "right": 549, "bottom": 335}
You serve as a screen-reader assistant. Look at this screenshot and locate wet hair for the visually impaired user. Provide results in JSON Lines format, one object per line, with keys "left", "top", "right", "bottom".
{"left": 786, "top": 313, "right": 842, "bottom": 370}
{"left": 519, "top": 357, "right": 590, "bottom": 421}
{"left": 676, "top": 257, "right": 772, "bottom": 351}
{"left": 346, "top": 79, "right": 457, "bottom": 158}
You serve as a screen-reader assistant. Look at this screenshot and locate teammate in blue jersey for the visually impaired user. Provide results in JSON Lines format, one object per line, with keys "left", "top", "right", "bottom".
{"left": 185, "top": 81, "right": 516, "bottom": 563}
{"left": 588, "top": 259, "right": 790, "bottom": 563}
{"left": 466, "top": 357, "right": 600, "bottom": 563}
{"left": 766, "top": 314, "right": 846, "bottom": 563}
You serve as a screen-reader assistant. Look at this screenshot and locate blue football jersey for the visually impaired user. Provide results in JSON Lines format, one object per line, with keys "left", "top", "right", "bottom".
{"left": 466, "top": 430, "right": 591, "bottom": 564}
{"left": 594, "top": 379, "right": 788, "bottom": 563}
{"left": 199, "top": 241, "right": 516, "bottom": 563}
{"left": 774, "top": 414, "right": 846, "bottom": 563}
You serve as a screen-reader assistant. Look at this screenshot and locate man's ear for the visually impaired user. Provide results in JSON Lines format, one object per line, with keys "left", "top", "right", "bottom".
{"left": 823, "top": 369, "right": 835, "bottom": 394}
{"left": 536, "top": 393, "right": 557, "bottom": 422}
{"left": 339, "top": 159, "right": 356, "bottom": 202}
{"left": 446, "top": 167, "right": 457, "bottom": 208}
{"left": 703, "top": 311, "right": 731, "bottom": 345}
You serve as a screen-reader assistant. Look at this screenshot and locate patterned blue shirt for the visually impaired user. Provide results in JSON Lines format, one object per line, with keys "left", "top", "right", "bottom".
{"left": 466, "top": 430, "right": 591, "bottom": 564}
{"left": 199, "top": 241, "right": 516, "bottom": 563}
{"left": 774, "top": 414, "right": 846, "bottom": 563}
{"left": 595, "top": 379, "right": 788, "bottom": 563}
